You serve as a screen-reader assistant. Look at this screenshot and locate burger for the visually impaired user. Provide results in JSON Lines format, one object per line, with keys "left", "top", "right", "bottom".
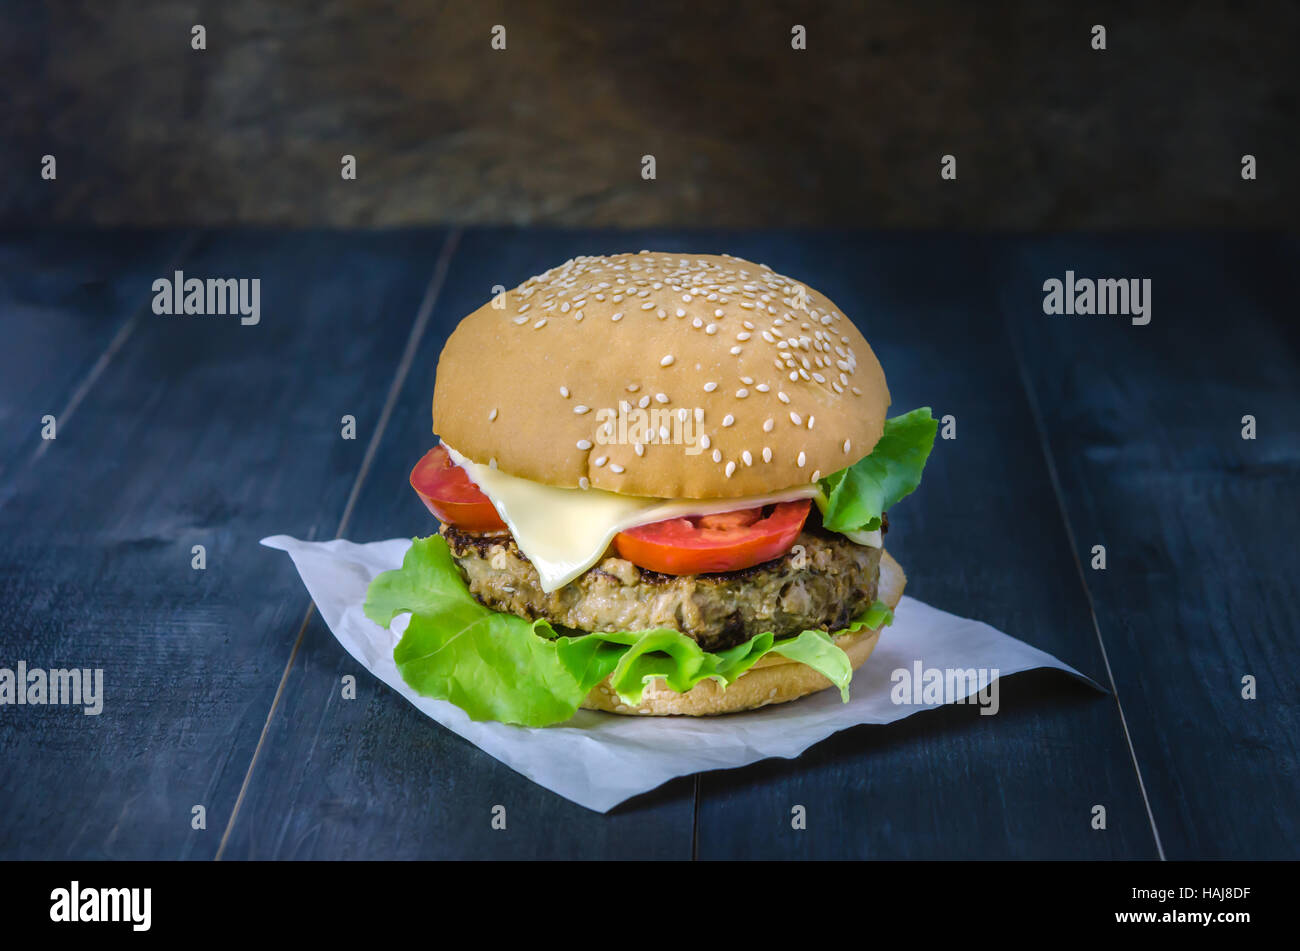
{"left": 364, "top": 252, "right": 937, "bottom": 726}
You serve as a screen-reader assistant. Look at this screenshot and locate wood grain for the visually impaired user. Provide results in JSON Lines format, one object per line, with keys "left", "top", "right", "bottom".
{"left": 0, "top": 231, "right": 192, "bottom": 486}
{"left": 0, "top": 230, "right": 446, "bottom": 858}
{"left": 993, "top": 235, "right": 1300, "bottom": 858}
{"left": 0, "top": 230, "right": 1293, "bottom": 860}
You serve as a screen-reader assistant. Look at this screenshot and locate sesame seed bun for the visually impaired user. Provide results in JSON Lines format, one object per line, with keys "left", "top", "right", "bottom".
{"left": 580, "top": 549, "right": 905, "bottom": 716}
{"left": 433, "top": 252, "right": 891, "bottom": 499}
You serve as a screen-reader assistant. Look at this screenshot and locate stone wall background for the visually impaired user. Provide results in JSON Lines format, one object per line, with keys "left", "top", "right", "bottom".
{"left": 3, "top": 0, "right": 1296, "bottom": 228}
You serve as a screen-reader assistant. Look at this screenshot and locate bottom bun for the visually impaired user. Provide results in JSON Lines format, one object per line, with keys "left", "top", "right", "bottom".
{"left": 581, "top": 548, "right": 906, "bottom": 717}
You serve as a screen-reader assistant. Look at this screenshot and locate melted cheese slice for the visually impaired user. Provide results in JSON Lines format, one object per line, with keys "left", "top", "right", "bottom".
{"left": 445, "top": 445, "right": 881, "bottom": 592}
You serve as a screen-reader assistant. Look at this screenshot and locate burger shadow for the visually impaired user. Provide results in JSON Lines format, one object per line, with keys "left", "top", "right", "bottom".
{"left": 615, "top": 669, "right": 1107, "bottom": 810}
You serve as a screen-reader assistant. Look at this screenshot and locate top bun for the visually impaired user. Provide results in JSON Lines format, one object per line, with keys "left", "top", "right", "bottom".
{"left": 433, "top": 252, "right": 891, "bottom": 499}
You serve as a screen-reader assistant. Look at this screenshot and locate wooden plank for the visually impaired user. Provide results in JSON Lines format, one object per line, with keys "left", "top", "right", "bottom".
{"left": 0, "top": 230, "right": 446, "bottom": 859}
{"left": 221, "top": 229, "right": 716, "bottom": 859}
{"left": 0, "top": 231, "right": 192, "bottom": 484}
{"left": 994, "top": 234, "right": 1300, "bottom": 858}
{"left": 690, "top": 233, "right": 1158, "bottom": 858}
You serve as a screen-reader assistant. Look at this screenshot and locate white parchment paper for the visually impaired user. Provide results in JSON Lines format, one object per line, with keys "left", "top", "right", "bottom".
{"left": 262, "top": 535, "right": 1102, "bottom": 812}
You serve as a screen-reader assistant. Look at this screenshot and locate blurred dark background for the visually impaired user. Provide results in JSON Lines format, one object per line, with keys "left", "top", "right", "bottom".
{"left": 2, "top": 0, "right": 1296, "bottom": 229}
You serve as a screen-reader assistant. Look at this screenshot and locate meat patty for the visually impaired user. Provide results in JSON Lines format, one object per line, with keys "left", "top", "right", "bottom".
{"left": 441, "top": 523, "right": 883, "bottom": 651}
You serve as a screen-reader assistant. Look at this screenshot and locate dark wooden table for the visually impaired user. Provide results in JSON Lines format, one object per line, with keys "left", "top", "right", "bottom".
{"left": 1, "top": 229, "right": 1295, "bottom": 860}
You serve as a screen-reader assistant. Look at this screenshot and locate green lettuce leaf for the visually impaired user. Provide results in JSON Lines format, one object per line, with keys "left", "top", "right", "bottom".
{"left": 363, "top": 535, "right": 894, "bottom": 727}
{"left": 818, "top": 407, "right": 938, "bottom": 533}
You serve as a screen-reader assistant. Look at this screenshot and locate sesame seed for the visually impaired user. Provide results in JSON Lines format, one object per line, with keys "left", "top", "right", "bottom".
{"left": 512, "top": 316, "right": 528, "bottom": 325}
{"left": 574, "top": 405, "right": 590, "bottom": 414}
{"left": 712, "top": 449, "right": 722, "bottom": 463}
{"left": 611, "top": 312, "right": 623, "bottom": 321}
{"left": 730, "top": 346, "right": 743, "bottom": 355}
{"left": 559, "top": 385, "right": 570, "bottom": 398}
{"left": 807, "top": 415, "right": 815, "bottom": 429}
{"left": 761, "top": 331, "right": 775, "bottom": 343}
{"left": 789, "top": 371, "right": 799, "bottom": 381}
{"left": 700, "top": 434, "right": 711, "bottom": 449}
{"left": 812, "top": 372, "right": 826, "bottom": 383}
{"left": 634, "top": 442, "right": 645, "bottom": 456}
{"left": 843, "top": 439, "right": 851, "bottom": 453}
{"left": 797, "top": 451, "right": 807, "bottom": 467}
{"left": 641, "top": 301, "right": 655, "bottom": 310}
{"left": 705, "top": 324, "right": 718, "bottom": 335}
{"left": 576, "top": 439, "right": 592, "bottom": 450}
{"left": 578, "top": 476, "right": 590, "bottom": 489}
{"left": 654, "top": 392, "right": 668, "bottom": 404}
{"left": 593, "top": 455, "right": 607, "bottom": 467}
{"left": 488, "top": 408, "right": 498, "bottom": 421}
{"left": 638, "top": 395, "right": 650, "bottom": 408}
{"left": 778, "top": 391, "right": 790, "bottom": 403}
{"left": 810, "top": 470, "right": 821, "bottom": 482}
{"left": 790, "top": 411, "right": 802, "bottom": 425}
{"left": 736, "top": 388, "right": 748, "bottom": 398}
{"left": 574, "top": 310, "right": 584, "bottom": 321}
{"left": 722, "top": 414, "right": 735, "bottom": 427}
{"left": 763, "top": 418, "right": 774, "bottom": 432}
{"left": 714, "top": 308, "right": 724, "bottom": 317}
{"left": 518, "top": 303, "right": 531, "bottom": 313}
{"left": 742, "top": 450, "right": 753, "bottom": 466}
{"left": 626, "top": 383, "right": 640, "bottom": 392}
{"left": 676, "top": 308, "right": 686, "bottom": 317}
{"left": 609, "top": 463, "right": 625, "bottom": 473}
{"left": 852, "top": 386, "right": 862, "bottom": 395}
{"left": 703, "top": 381, "right": 718, "bottom": 392}
{"left": 762, "top": 447, "right": 772, "bottom": 463}
{"left": 660, "top": 354, "right": 675, "bottom": 367}
{"left": 533, "top": 318, "right": 548, "bottom": 329}
{"left": 756, "top": 383, "right": 770, "bottom": 392}
{"left": 692, "top": 317, "right": 703, "bottom": 328}
{"left": 560, "top": 301, "right": 570, "bottom": 313}
{"left": 741, "top": 375, "right": 754, "bottom": 384}
{"left": 725, "top": 461, "right": 736, "bottom": 477}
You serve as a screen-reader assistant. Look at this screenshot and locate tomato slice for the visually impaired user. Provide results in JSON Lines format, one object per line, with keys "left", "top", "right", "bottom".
{"left": 613, "top": 499, "right": 811, "bottom": 575}
{"left": 410, "top": 445, "right": 507, "bottom": 532}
